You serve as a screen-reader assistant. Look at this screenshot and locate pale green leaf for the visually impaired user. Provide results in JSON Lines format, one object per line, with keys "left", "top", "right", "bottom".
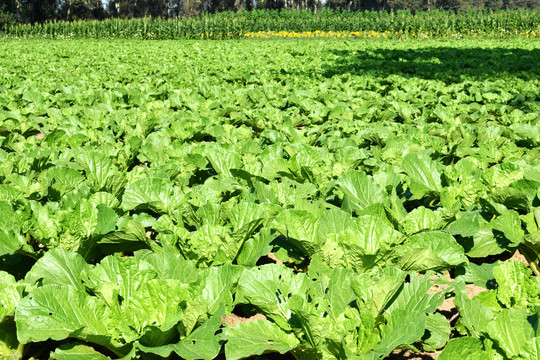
{"left": 337, "top": 171, "right": 387, "bottom": 212}
{"left": 422, "top": 313, "right": 451, "bottom": 351}
{"left": 137, "top": 304, "right": 224, "bottom": 360}
{"left": 491, "top": 209, "right": 525, "bottom": 245}
{"left": 236, "top": 228, "right": 274, "bottom": 267}
{"left": 273, "top": 210, "right": 319, "bottom": 256}
{"left": 486, "top": 308, "right": 534, "bottom": 358}
{"left": 50, "top": 343, "right": 112, "bottom": 360}
{"left": 201, "top": 264, "right": 243, "bottom": 314}
{"left": 401, "top": 153, "right": 441, "bottom": 198}
{"left": 493, "top": 261, "right": 540, "bottom": 309}
{"left": 224, "top": 320, "right": 300, "bottom": 360}
{"left": 237, "top": 264, "right": 309, "bottom": 329}
{"left": 398, "top": 232, "right": 467, "bottom": 271}
{"left": 372, "top": 309, "right": 426, "bottom": 356}
{"left": 386, "top": 273, "right": 444, "bottom": 315}
{"left": 121, "top": 176, "right": 179, "bottom": 213}
{"left": 0, "top": 272, "right": 20, "bottom": 319}
{"left": 25, "top": 249, "right": 88, "bottom": 292}
{"left": 76, "top": 152, "right": 125, "bottom": 194}
{"left": 521, "top": 337, "right": 540, "bottom": 360}
{"left": 453, "top": 282, "right": 494, "bottom": 337}
{"left": 15, "top": 284, "right": 111, "bottom": 345}
{"left": 438, "top": 337, "right": 485, "bottom": 360}
{"left": 0, "top": 230, "right": 25, "bottom": 258}
{"left": 402, "top": 207, "right": 443, "bottom": 235}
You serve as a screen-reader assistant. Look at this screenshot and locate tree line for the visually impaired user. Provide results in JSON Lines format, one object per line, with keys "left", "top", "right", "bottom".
{"left": 1, "top": 0, "right": 538, "bottom": 25}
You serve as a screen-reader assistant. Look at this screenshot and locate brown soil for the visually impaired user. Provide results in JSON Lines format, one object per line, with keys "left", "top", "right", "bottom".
{"left": 386, "top": 349, "right": 441, "bottom": 359}
{"left": 465, "top": 283, "right": 486, "bottom": 299}
{"left": 35, "top": 133, "right": 45, "bottom": 140}
{"left": 267, "top": 252, "right": 284, "bottom": 265}
{"left": 222, "top": 313, "right": 267, "bottom": 327}
{"left": 508, "top": 249, "right": 529, "bottom": 267}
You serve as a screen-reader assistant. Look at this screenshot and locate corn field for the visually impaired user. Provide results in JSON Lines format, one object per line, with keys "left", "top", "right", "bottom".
{"left": 2, "top": 9, "right": 540, "bottom": 39}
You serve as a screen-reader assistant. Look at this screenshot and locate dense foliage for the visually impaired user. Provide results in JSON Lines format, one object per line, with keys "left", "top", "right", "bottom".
{"left": 2, "top": 8, "right": 540, "bottom": 39}
{"left": 1, "top": 38, "right": 540, "bottom": 359}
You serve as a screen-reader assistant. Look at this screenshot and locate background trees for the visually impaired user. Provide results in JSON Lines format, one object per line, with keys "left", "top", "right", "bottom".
{"left": 0, "top": 0, "right": 538, "bottom": 25}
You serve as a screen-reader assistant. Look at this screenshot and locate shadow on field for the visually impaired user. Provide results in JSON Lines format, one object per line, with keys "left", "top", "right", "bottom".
{"left": 321, "top": 47, "right": 540, "bottom": 83}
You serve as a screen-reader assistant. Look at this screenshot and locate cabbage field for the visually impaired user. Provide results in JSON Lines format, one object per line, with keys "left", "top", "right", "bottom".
{"left": 1, "top": 38, "right": 540, "bottom": 359}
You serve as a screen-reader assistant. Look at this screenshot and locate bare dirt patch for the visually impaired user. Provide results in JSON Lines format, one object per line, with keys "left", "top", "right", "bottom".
{"left": 466, "top": 283, "right": 486, "bottom": 299}
{"left": 508, "top": 249, "right": 529, "bottom": 267}
{"left": 386, "top": 349, "right": 441, "bottom": 359}
{"left": 222, "top": 313, "right": 267, "bottom": 327}
{"left": 267, "top": 252, "right": 284, "bottom": 265}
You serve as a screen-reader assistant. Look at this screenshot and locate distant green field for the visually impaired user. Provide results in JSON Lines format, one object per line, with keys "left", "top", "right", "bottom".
{"left": 1, "top": 38, "right": 540, "bottom": 359}
{"left": 4, "top": 9, "right": 540, "bottom": 40}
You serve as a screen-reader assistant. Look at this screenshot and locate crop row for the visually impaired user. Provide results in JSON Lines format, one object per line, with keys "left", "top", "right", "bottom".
{"left": 1, "top": 38, "right": 540, "bottom": 359}
{"left": 2, "top": 8, "right": 540, "bottom": 39}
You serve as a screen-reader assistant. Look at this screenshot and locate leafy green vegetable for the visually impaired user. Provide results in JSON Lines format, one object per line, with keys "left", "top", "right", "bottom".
{"left": 438, "top": 337, "right": 486, "bottom": 360}
{"left": 224, "top": 320, "right": 300, "bottom": 360}
{"left": 0, "top": 272, "right": 20, "bottom": 319}
{"left": 2, "top": 37, "right": 540, "bottom": 359}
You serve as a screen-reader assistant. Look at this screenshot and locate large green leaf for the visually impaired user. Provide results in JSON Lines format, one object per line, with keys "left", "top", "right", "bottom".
{"left": 491, "top": 209, "right": 525, "bottom": 246}
{"left": 121, "top": 176, "right": 180, "bottom": 213}
{"left": 76, "top": 152, "right": 125, "bottom": 194}
{"left": 15, "top": 284, "right": 111, "bottom": 346}
{"left": 237, "top": 264, "right": 309, "bottom": 329}
{"left": 493, "top": 261, "right": 539, "bottom": 309}
{"left": 334, "top": 215, "right": 403, "bottom": 271}
{"left": 371, "top": 309, "right": 426, "bottom": 357}
{"left": 50, "top": 344, "right": 112, "bottom": 360}
{"left": 486, "top": 308, "right": 535, "bottom": 358}
{"left": 337, "top": 171, "right": 388, "bottom": 212}
{"left": 224, "top": 320, "right": 300, "bottom": 360}
{"left": 447, "top": 211, "right": 506, "bottom": 258}
{"left": 422, "top": 313, "right": 451, "bottom": 351}
{"left": 0, "top": 201, "right": 22, "bottom": 231}
{"left": 317, "top": 208, "right": 352, "bottom": 240}
{"left": 521, "top": 337, "right": 540, "bottom": 360}
{"left": 228, "top": 201, "right": 266, "bottom": 241}
{"left": 205, "top": 146, "right": 242, "bottom": 178}
{"left": 87, "top": 255, "right": 188, "bottom": 342}
{"left": 346, "top": 215, "right": 403, "bottom": 254}
{"left": 401, "top": 153, "right": 441, "bottom": 198}
{"left": 438, "top": 337, "right": 486, "bottom": 360}
{"left": 490, "top": 187, "right": 530, "bottom": 212}
{"left": 200, "top": 264, "right": 244, "bottom": 314}
{"left": 402, "top": 206, "right": 443, "bottom": 235}
{"left": 99, "top": 220, "right": 152, "bottom": 254}
{"left": 0, "top": 272, "right": 20, "bottom": 319}
{"left": 236, "top": 228, "right": 274, "bottom": 267}
{"left": 272, "top": 209, "right": 319, "bottom": 256}
{"left": 24, "top": 248, "right": 88, "bottom": 292}
{"left": 454, "top": 261, "right": 502, "bottom": 288}
{"left": 0, "top": 230, "right": 26, "bottom": 258}
{"left": 397, "top": 231, "right": 467, "bottom": 271}
{"left": 137, "top": 304, "right": 225, "bottom": 360}
{"left": 385, "top": 272, "right": 445, "bottom": 315}
{"left": 138, "top": 250, "right": 199, "bottom": 284}
{"left": 453, "top": 282, "right": 493, "bottom": 337}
